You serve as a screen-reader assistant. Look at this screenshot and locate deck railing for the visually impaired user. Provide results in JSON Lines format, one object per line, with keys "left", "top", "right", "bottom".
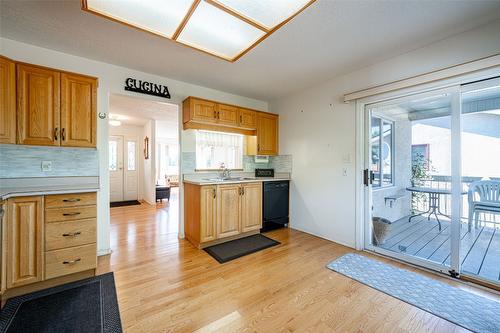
{"left": 414, "top": 175, "right": 500, "bottom": 229}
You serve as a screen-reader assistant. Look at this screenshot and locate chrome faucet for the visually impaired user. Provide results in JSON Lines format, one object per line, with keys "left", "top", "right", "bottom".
{"left": 219, "top": 163, "right": 231, "bottom": 179}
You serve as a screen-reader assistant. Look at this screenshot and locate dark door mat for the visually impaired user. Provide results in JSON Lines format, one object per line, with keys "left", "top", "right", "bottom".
{"left": 110, "top": 200, "right": 141, "bottom": 208}
{"left": 204, "top": 234, "right": 280, "bottom": 263}
{"left": 0, "top": 273, "right": 122, "bottom": 333}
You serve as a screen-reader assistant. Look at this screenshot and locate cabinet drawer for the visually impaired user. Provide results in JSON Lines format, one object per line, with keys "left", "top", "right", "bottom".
{"left": 45, "top": 218, "right": 96, "bottom": 251}
{"left": 45, "top": 243, "right": 96, "bottom": 280}
{"left": 45, "top": 192, "right": 96, "bottom": 208}
{"left": 45, "top": 205, "right": 96, "bottom": 222}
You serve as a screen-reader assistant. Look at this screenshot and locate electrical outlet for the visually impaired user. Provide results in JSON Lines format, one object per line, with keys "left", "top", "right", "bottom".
{"left": 342, "top": 168, "right": 348, "bottom": 176}
{"left": 41, "top": 161, "right": 52, "bottom": 172}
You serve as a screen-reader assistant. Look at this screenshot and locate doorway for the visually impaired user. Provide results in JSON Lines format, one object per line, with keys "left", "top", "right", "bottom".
{"left": 107, "top": 94, "right": 180, "bottom": 227}
{"left": 363, "top": 77, "right": 500, "bottom": 288}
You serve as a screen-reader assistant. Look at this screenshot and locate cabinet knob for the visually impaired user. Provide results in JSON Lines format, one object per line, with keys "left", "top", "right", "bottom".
{"left": 54, "top": 127, "right": 59, "bottom": 141}
{"left": 61, "top": 128, "right": 66, "bottom": 141}
{"left": 213, "top": 188, "right": 216, "bottom": 198}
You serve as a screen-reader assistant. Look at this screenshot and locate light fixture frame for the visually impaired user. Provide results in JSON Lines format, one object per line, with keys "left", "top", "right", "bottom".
{"left": 81, "top": 0, "right": 316, "bottom": 62}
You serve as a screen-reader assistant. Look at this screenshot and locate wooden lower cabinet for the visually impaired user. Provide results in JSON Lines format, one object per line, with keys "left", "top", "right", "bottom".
{"left": 184, "top": 182, "right": 262, "bottom": 248}
{"left": 6, "top": 196, "right": 44, "bottom": 288}
{"left": 1, "top": 192, "right": 97, "bottom": 303}
{"left": 240, "top": 183, "right": 263, "bottom": 232}
{"left": 200, "top": 186, "right": 217, "bottom": 243}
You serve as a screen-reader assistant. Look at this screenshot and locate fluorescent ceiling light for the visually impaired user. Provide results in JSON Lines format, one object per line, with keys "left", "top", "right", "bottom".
{"left": 215, "top": 0, "right": 312, "bottom": 30}
{"left": 82, "top": 0, "right": 316, "bottom": 61}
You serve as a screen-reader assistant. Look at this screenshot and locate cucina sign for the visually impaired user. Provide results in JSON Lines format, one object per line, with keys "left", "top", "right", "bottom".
{"left": 124, "top": 78, "right": 171, "bottom": 99}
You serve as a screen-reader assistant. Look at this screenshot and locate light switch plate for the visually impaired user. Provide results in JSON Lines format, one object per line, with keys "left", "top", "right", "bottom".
{"left": 41, "top": 161, "right": 52, "bottom": 172}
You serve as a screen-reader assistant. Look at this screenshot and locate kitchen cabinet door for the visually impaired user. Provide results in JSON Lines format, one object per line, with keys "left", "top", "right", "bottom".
{"left": 216, "top": 185, "right": 241, "bottom": 239}
{"left": 200, "top": 186, "right": 217, "bottom": 243}
{"left": 217, "top": 104, "right": 238, "bottom": 126}
{"left": 240, "top": 183, "right": 262, "bottom": 233}
{"left": 0, "top": 57, "right": 16, "bottom": 144}
{"left": 257, "top": 113, "right": 279, "bottom": 155}
{"left": 191, "top": 98, "right": 217, "bottom": 123}
{"left": 17, "top": 64, "right": 60, "bottom": 146}
{"left": 61, "top": 73, "right": 97, "bottom": 147}
{"left": 238, "top": 108, "right": 257, "bottom": 129}
{"left": 7, "top": 196, "right": 43, "bottom": 288}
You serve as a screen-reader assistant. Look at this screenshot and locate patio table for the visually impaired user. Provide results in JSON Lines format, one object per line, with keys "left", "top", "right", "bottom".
{"left": 406, "top": 186, "right": 466, "bottom": 231}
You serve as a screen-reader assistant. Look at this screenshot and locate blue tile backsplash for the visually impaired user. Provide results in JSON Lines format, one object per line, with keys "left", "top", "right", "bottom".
{"left": 0, "top": 144, "right": 99, "bottom": 178}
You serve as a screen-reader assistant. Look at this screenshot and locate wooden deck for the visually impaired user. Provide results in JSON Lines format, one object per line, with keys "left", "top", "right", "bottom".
{"left": 378, "top": 215, "right": 500, "bottom": 282}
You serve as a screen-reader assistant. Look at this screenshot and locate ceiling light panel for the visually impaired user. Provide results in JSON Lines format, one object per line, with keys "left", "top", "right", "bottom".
{"left": 177, "top": 1, "right": 266, "bottom": 60}
{"left": 82, "top": 0, "right": 316, "bottom": 61}
{"left": 215, "top": 0, "right": 312, "bottom": 29}
{"left": 86, "top": 0, "right": 194, "bottom": 38}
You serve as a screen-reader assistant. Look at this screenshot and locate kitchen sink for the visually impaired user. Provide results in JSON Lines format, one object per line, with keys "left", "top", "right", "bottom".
{"left": 202, "top": 177, "right": 256, "bottom": 182}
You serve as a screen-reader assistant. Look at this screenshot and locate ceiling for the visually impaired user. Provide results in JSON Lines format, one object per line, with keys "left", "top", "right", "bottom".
{"left": 2, "top": 0, "right": 500, "bottom": 101}
{"left": 109, "top": 94, "right": 178, "bottom": 136}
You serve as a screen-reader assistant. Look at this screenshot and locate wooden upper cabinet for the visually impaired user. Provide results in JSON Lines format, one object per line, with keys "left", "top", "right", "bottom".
{"left": 217, "top": 104, "right": 238, "bottom": 126}
{"left": 61, "top": 73, "right": 97, "bottom": 147}
{"left": 200, "top": 186, "right": 217, "bottom": 243}
{"left": 238, "top": 108, "right": 257, "bottom": 129}
{"left": 7, "top": 196, "right": 43, "bottom": 288}
{"left": 257, "top": 113, "right": 279, "bottom": 155}
{"left": 240, "top": 183, "right": 262, "bottom": 233}
{"left": 0, "top": 57, "right": 16, "bottom": 144}
{"left": 184, "top": 97, "right": 217, "bottom": 124}
{"left": 17, "top": 64, "right": 60, "bottom": 146}
{"left": 216, "top": 184, "right": 241, "bottom": 239}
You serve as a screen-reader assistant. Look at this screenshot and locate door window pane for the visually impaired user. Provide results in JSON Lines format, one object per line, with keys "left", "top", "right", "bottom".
{"left": 127, "top": 141, "right": 136, "bottom": 171}
{"left": 109, "top": 140, "right": 117, "bottom": 171}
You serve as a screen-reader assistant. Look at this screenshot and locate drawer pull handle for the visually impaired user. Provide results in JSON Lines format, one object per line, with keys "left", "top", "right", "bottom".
{"left": 62, "top": 232, "right": 81, "bottom": 237}
{"left": 63, "top": 258, "right": 81, "bottom": 265}
{"left": 63, "top": 198, "right": 81, "bottom": 203}
{"left": 63, "top": 212, "right": 81, "bottom": 216}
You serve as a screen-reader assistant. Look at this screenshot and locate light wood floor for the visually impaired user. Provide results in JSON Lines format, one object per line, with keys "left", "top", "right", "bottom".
{"left": 98, "top": 198, "right": 498, "bottom": 332}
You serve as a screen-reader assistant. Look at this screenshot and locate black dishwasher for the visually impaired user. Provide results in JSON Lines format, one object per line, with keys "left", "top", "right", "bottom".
{"left": 261, "top": 180, "right": 289, "bottom": 232}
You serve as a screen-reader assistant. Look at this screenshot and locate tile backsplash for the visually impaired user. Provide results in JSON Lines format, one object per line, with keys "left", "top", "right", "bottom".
{"left": 182, "top": 152, "right": 292, "bottom": 174}
{"left": 0, "top": 144, "right": 99, "bottom": 178}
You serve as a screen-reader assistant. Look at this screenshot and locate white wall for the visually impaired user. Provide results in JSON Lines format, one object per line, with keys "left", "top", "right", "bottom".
{"left": 270, "top": 19, "right": 500, "bottom": 248}
{"left": 142, "top": 120, "right": 156, "bottom": 204}
{"left": 1, "top": 37, "right": 268, "bottom": 255}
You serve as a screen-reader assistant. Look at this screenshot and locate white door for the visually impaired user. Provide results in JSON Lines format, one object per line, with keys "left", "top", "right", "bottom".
{"left": 124, "top": 140, "right": 138, "bottom": 200}
{"left": 109, "top": 136, "right": 124, "bottom": 202}
{"left": 110, "top": 136, "right": 139, "bottom": 202}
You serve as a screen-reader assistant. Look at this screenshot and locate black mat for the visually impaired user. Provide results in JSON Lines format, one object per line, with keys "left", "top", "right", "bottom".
{"left": 110, "top": 200, "right": 141, "bottom": 208}
{"left": 0, "top": 273, "right": 122, "bottom": 333}
{"left": 204, "top": 234, "right": 280, "bottom": 263}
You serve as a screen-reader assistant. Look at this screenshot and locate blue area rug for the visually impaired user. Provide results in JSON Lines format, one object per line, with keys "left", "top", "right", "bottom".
{"left": 327, "top": 253, "right": 500, "bottom": 333}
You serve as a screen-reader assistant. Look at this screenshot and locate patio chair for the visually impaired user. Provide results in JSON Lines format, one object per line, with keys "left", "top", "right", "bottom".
{"left": 467, "top": 180, "right": 500, "bottom": 231}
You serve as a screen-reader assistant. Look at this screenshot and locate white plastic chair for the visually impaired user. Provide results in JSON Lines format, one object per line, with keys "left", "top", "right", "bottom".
{"left": 467, "top": 180, "right": 500, "bottom": 231}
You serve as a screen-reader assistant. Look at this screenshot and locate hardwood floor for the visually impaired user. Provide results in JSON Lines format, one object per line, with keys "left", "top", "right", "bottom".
{"left": 98, "top": 196, "right": 498, "bottom": 332}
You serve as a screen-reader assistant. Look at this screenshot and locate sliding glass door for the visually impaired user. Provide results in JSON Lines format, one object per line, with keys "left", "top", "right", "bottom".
{"left": 364, "top": 78, "right": 500, "bottom": 287}
{"left": 364, "top": 86, "right": 462, "bottom": 276}
{"left": 459, "top": 78, "right": 500, "bottom": 286}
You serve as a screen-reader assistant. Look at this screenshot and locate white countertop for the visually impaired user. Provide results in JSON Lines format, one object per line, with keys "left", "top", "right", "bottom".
{"left": 0, "top": 177, "right": 99, "bottom": 200}
{"left": 183, "top": 177, "right": 290, "bottom": 186}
